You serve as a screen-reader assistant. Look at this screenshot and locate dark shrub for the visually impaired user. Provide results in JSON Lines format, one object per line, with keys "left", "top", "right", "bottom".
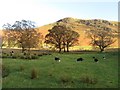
{"left": 2, "top": 54, "right": 8, "bottom": 58}
{"left": 31, "top": 55, "right": 39, "bottom": 59}
{"left": 38, "top": 52, "right": 52, "bottom": 56}
{"left": 42, "top": 52, "right": 48, "bottom": 55}
{"left": 20, "top": 55, "right": 26, "bottom": 59}
{"left": 2, "top": 52, "right": 7, "bottom": 55}
{"left": 20, "top": 54, "right": 30, "bottom": 59}
{"left": 34, "top": 53, "right": 37, "bottom": 56}
{"left": 2, "top": 52, "right": 19, "bottom": 59}
{"left": 38, "top": 54, "right": 43, "bottom": 56}
{"left": 26, "top": 55, "right": 31, "bottom": 59}
{"left": 48, "top": 53, "right": 52, "bottom": 55}
{"left": 6, "top": 54, "right": 9, "bottom": 56}
{"left": 19, "top": 54, "right": 38, "bottom": 60}
{"left": 11, "top": 55, "right": 17, "bottom": 59}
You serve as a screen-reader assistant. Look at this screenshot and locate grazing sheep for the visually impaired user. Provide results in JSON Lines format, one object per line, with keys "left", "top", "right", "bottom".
{"left": 77, "top": 58, "right": 84, "bottom": 62}
{"left": 94, "top": 58, "right": 99, "bottom": 63}
{"left": 93, "top": 57, "right": 95, "bottom": 59}
{"left": 93, "top": 57, "right": 99, "bottom": 63}
{"left": 103, "top": 57, "right": 106, "bottom": 59}
{"left": 55, "top": 57, "right": 60, "bottom": 62}
{"left": 10, "top": 51, "right": 14, "bottom": 56}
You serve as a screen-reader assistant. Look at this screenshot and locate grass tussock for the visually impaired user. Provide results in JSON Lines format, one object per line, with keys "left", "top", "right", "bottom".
{"left": 60, "top": 74, "right": 72, "bottom": 84}
{"left": 2, "top": 65, "right": 10, "bottom": 78}
{"left": 80, "top": 74, "right": 98, "bottom": 85}
{"left": 31, "top": 68, "right": 38, "bottom": 79}
{"left": 19, "top": 65, "right": 25, "bottom": 71}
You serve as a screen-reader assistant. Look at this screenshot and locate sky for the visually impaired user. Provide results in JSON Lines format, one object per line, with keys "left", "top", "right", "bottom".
{"left": 0, "top": 0, "right": 119, "bottom": 29}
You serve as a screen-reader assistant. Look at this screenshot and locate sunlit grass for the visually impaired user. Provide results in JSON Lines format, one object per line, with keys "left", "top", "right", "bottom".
{"left": 70, "top": 46, "right": 93, "bottom": 50}
{"left": 2, "top": 51, "right": 118, "bottom": 88}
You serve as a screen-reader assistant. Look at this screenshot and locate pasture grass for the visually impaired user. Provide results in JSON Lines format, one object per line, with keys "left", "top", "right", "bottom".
{"left": 2, "top": 51, "right": 118, "bottom": 88}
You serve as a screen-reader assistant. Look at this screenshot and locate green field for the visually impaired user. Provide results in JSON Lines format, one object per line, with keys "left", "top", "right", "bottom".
{"left": 2, "top": 51, "right": 119, "bottom": 88}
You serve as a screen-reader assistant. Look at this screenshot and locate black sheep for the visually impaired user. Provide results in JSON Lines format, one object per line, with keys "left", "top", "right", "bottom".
{"left": 94, "top": 58, "right": 99, "bottom": 63}
{"left": 103, "top": 57, "right": 106, "bottom": 59}
{"left": 77, "top": 58, "right": 83, "bottom": 62}
{"left": 55, "top": 57, "right": 60, "bottom": 62}
{"left": 93, "top": 57, "right": 95, "bottom": 59}
{"left": 10, "top": 51, "right": 14, "bottom": 56}
{"left": 93, "top": 57, "right": 99, "bottom": 63}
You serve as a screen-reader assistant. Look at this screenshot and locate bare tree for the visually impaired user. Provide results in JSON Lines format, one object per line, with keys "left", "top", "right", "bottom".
{"left": 86, "top": 27, "right": 116, "bottom": 52}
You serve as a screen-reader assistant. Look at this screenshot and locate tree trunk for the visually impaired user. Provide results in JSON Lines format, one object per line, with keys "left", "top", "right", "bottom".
{"left": 63, "top": 45, "right": 66, "bottom": 52}
{"left": 67, "top": 47, "right": 69, "bottom": 52}
{"left": 58, "top": 42, "right": 62, "bottom": 53}
{"left": 66, "top": 44, "right": 69, "bottom": 52}
{"left": 28, "top": 47, "right": 31, "bottom": 55}
{"left": 59, "top": 48, "right": 61, "bottom": 53}
{"left": 22, "top": 47, "right": 25, "bottom": 53}
{"left": 100, "top": 47, "right": 104, "bottom": 52}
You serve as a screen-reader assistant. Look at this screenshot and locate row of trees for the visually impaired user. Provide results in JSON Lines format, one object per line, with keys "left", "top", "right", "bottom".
{"left": 1, "top": 21, "right": 80, "bottom": 53}
{"left": 1, "top": 20, "right": 117, "bottom": 53}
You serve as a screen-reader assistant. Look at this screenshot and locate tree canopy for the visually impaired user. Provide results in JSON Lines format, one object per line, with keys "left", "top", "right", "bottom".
{"left": 45, "top": 24, "right": 80, "bottom": 52}
{"left": 2, "top": 20, "right": 42, "bottom": 52}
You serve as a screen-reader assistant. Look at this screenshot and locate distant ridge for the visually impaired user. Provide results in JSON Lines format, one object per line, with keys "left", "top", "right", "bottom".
{"left": 37, "top": 17, "right": 118, "bottom": 48}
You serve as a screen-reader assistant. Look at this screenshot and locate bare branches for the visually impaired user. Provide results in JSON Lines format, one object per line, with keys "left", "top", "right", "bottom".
{"left": 85, "top": 27, "right": 117, "bottom": 52}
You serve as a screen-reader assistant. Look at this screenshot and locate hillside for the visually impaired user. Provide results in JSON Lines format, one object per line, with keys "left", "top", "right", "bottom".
{"left": 37, "top": 17, "right": 118, "bottom": 48}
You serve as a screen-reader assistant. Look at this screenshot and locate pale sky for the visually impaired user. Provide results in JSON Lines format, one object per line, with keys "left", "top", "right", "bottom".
{"left": 0, "top": 0, "right": 119, "bottom": 29}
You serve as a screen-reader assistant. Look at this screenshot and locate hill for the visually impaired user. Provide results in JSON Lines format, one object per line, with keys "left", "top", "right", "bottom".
{"left": 37, "top": 17, "right": 118, "bottom": 49}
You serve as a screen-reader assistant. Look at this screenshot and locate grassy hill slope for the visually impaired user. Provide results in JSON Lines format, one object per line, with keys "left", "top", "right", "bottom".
{"left": 37, "top": 17, "right": 118, "bottom": 48}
